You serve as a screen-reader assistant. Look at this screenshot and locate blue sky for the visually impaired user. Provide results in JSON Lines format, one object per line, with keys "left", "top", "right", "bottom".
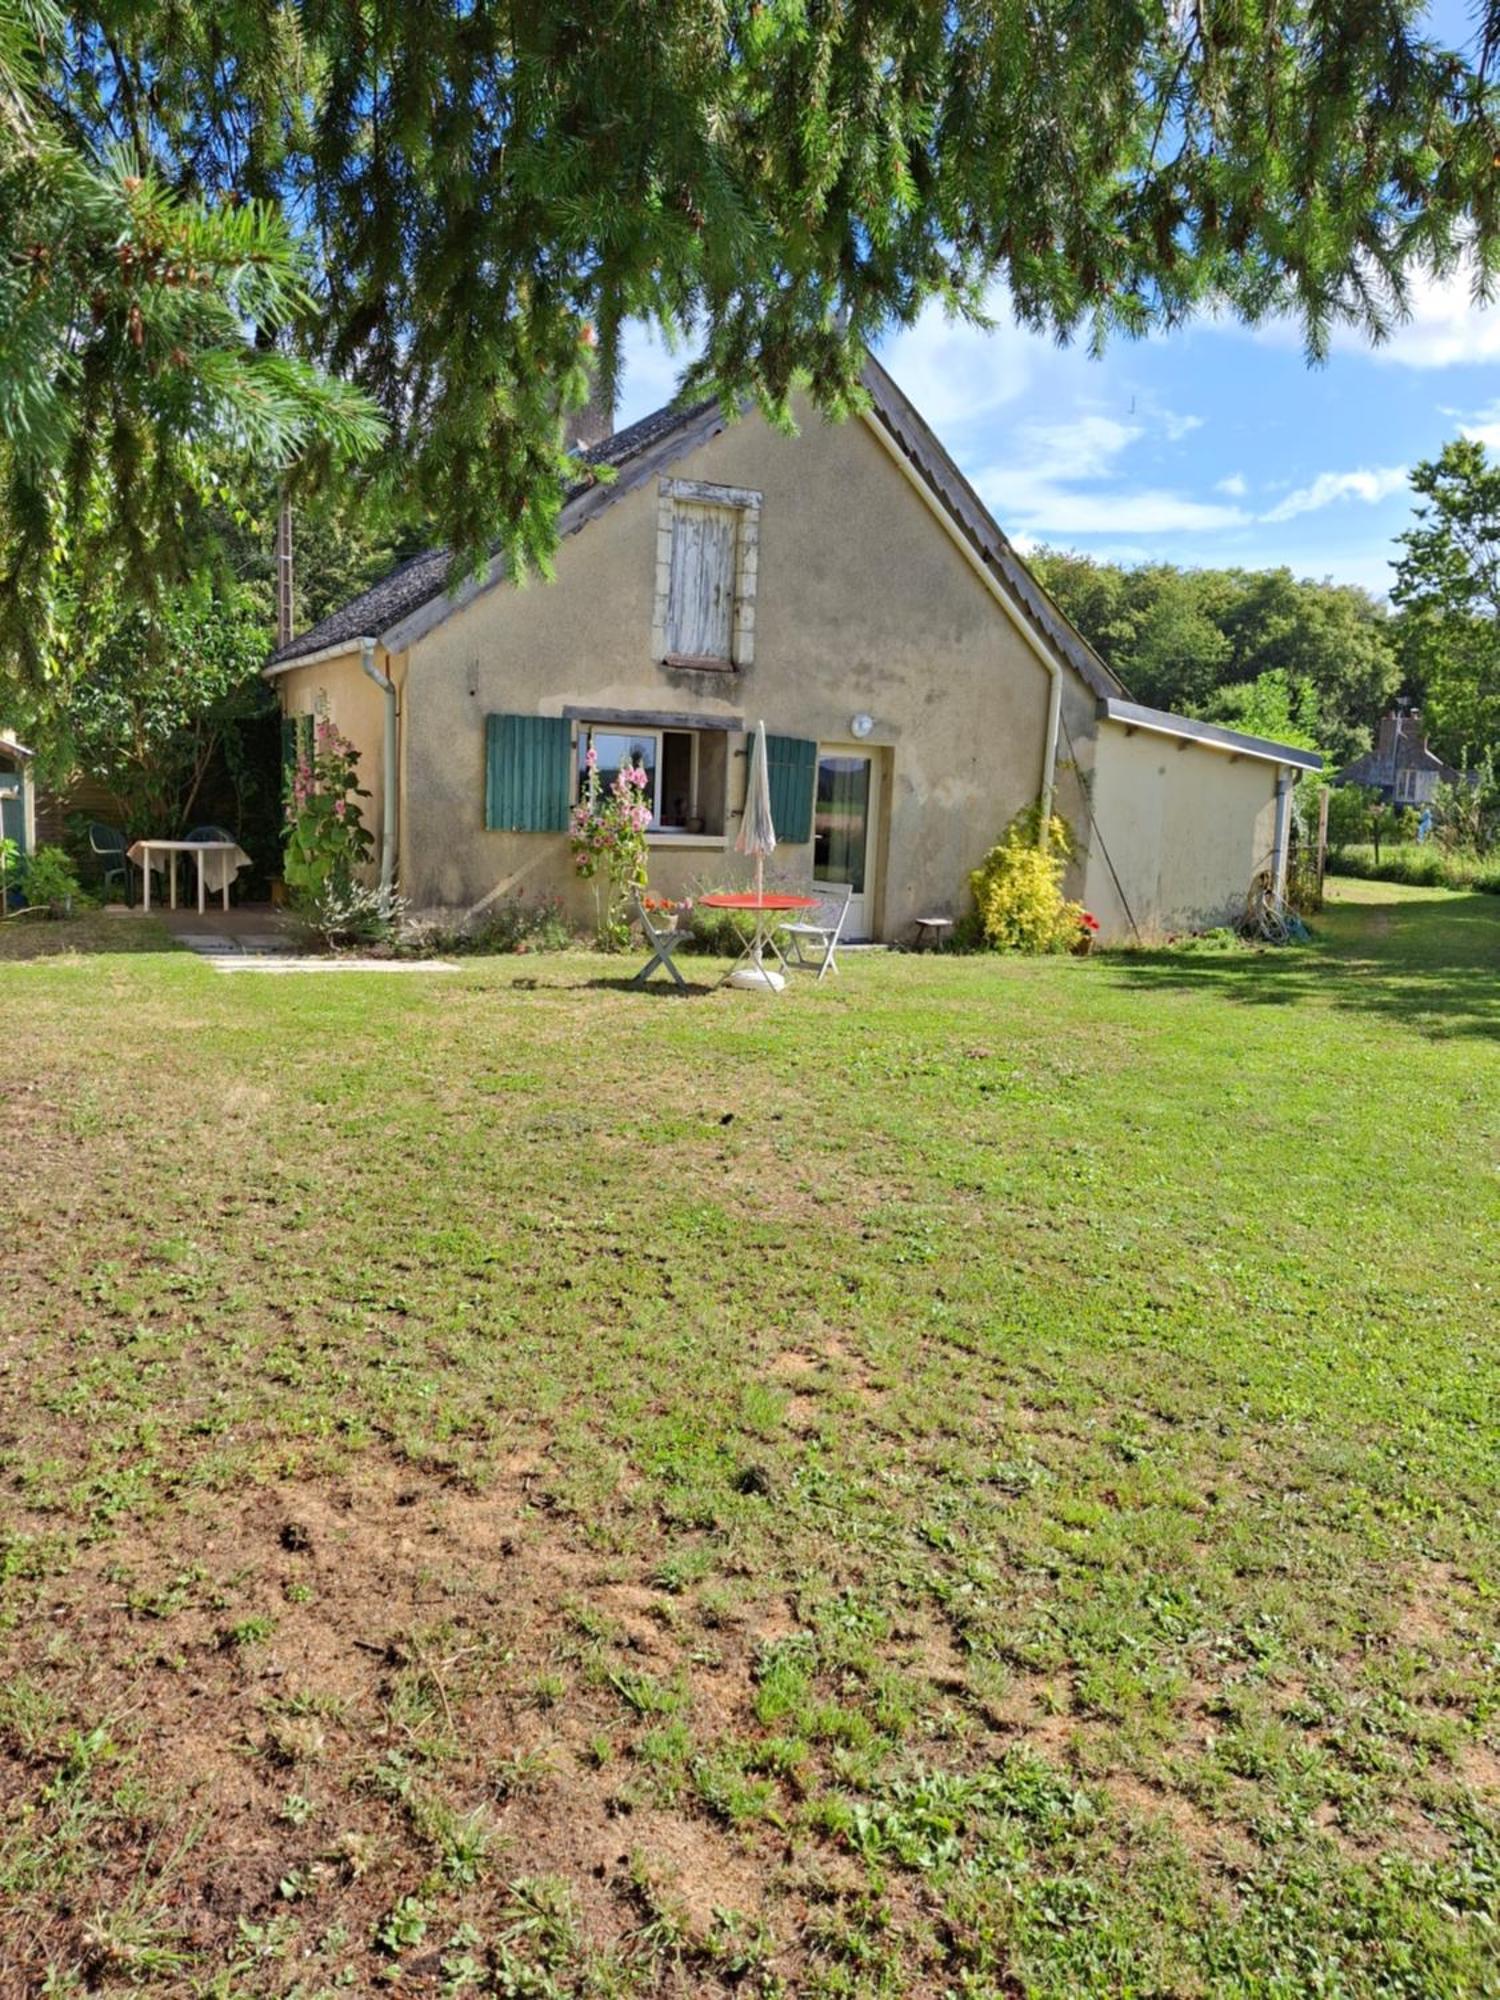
{"left": 614, "top": 2, "right": 1499, "bottom": 601}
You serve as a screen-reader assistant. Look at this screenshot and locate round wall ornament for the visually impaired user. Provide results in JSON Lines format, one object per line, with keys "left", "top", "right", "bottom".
{"left": 850, "top": 712, "right": 874, "bottom": 739}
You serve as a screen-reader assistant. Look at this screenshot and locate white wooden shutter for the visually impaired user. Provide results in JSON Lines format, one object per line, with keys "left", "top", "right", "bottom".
{"left": 666, "top": 503, "right": 737, "bottom": 661}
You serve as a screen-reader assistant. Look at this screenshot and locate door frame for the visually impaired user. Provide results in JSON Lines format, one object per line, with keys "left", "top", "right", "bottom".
{"left": 814, "top": 742, "right": 885, "bottom": 940}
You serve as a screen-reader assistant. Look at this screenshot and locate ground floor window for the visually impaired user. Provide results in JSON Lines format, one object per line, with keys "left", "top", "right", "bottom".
{"left": 576, "top": 723, "right": 726, "bottom": 834}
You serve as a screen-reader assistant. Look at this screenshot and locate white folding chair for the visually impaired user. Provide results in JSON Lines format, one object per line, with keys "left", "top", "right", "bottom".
{"left": 782, "top": 883, "right": 852, "bottom": 981}
{"left": 630, "top": 894, "right": 690, "bottom": 987}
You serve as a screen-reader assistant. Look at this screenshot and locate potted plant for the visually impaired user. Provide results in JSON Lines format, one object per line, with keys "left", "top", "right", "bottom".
{"left": 1072, "top": 910, "right": 1101, "bottom": 956}
{"left": 641, "top": 893, "right": 692, "bottom": 932}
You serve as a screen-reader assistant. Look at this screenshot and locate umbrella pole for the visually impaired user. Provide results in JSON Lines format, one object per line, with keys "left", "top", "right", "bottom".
{"left": 753, "top": 853, "right": 764, "bottom": 967}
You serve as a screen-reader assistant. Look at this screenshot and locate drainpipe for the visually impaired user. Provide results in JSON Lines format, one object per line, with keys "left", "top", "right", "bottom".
{"left": 360, "top": 640, "right": 398, "bottom": 893}
{"left": 1271, "top": 764, "right": 1294, "bottom": 900}
{"left": 1037, "top": 666, "right": 1062, "bottom": 847}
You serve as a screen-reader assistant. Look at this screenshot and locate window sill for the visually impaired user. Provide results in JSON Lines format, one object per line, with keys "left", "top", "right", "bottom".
{"left": 661, "top": 654, "right": 738, "bottom": 674}
{"left": 646, "top": 830, "right": 725, "bottom": 849}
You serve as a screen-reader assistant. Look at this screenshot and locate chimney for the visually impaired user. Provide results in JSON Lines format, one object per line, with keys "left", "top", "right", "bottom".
{"left": 565, "top": 380, "right": 616, "bottom": 453}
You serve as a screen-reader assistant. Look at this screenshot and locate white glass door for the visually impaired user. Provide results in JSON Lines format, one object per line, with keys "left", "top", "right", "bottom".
{"left": 814, "top": 751, "right": 880, "bottom": 939}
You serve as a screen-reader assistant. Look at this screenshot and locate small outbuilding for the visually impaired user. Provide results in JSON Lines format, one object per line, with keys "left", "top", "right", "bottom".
{"left": 265, "top": 357, "right": 1318, "bottom": 943}
{"left": 0, "top": 733, "right": 35, "bottom": 859}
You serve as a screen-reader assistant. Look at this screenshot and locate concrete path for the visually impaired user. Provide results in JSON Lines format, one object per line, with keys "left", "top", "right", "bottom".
{"left": 170, "top": 930, "right": 455, "bottom": 975}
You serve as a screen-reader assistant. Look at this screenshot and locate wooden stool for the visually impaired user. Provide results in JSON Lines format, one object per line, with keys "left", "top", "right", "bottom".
{"left": 914, "top": 916, "right": 953, "bottom": 951}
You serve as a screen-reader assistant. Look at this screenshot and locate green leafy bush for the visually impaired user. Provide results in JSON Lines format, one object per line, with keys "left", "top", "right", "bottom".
{"left": 967, "top": 813, "right": 1085, "bottom": 953}
{"left": 21, "top": 845, "right": 83, "bottom": 914}
{"left": 463, "top": 893, "right": 573, "bottom": 954}
{"left": 1331, "top": 845, "right": 1500, "bottom": 894}
{"left": 296, "top": 881, "right": 408, "bottom": 950}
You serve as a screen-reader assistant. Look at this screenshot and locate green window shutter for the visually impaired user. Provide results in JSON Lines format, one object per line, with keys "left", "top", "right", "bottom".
{"left": 765, "top": 734, "right": 817, "bottom": 844}
{"left": 486, "top": 714, "right": 574, "bottom": 831}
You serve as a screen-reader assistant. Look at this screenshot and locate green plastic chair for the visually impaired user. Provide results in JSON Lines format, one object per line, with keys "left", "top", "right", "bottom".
{"left": 88, "top": 823, "right": 131, "bottom": 904}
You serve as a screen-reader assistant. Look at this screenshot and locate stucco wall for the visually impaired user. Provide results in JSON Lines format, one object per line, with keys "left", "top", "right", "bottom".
{"left": 393, "top": 401, "right": 1097, "bottom": 935}
{"left": 1083, "top": 723, "right": 1283, "bottom": 939}
{"left": 272, "top": 650, "right": 394, "bottom": 869}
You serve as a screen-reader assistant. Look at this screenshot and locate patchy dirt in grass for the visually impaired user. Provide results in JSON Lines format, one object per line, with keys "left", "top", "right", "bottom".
{"left": 0, "top": 1452, "right": 833, "bottom": 1992}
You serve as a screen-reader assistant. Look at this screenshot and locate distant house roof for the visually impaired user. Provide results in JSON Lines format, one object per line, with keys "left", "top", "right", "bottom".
{"left": 265, "top": 358, "right": 1127, "bottom": 701}
{"left": 1335, "top": 712, "right": 1464, "bottom": 789}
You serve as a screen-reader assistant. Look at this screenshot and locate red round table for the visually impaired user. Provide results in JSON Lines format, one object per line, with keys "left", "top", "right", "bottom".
{"left": 698, "top": 892, "right": 818, "bottom": 991}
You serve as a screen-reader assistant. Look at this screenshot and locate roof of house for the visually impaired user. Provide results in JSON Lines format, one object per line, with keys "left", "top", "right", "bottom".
{"left": 0, "top": 733, "right": 34, "bottom": 762}
{"left": 266, "top": 357, "right": 1125, "bottom": 701}
{"left": 267, "top": 394, "right": 721, "bottom": 668}
{"left": 1336, "top": 742, "right": 1460, "bottom": 785}
{"left": 1098, "top": 698, "right": 1322, "bottom": 771}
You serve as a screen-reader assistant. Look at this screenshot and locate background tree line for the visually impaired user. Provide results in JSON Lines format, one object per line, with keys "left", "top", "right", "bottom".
{"left": 1033, "top": 432, "right": 1500, "bottom": 774}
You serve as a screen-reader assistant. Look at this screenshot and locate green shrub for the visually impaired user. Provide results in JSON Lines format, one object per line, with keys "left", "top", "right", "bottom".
{"left": 464, "top": 893, "right": 573, "bottom": 954}
{"left": 684, "top": 901, "right": 758, "bottom": 955}
{"left": 967, "top": 813, "right": 1084, "bottom": 953}
{"left": 21, "top": 844, "right": 83, "bottom": 914}
{"left": 681, "top": 894, "right": 793, "bottom": 957}
{"left": 1331, "top": 844, "right": 1500, "bottom": 894}
{"left": 296, "top": 882, "right": 407, "bottom": 950}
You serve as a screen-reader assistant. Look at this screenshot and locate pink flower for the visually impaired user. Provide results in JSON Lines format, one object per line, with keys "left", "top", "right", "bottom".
{"left": 586, "top": 744, "right": 598, "bottom": 769}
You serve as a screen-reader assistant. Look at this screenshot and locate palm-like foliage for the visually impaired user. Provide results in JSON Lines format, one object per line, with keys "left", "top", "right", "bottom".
{"left": 0, "top": 0, "right": 382, "bottom": 678}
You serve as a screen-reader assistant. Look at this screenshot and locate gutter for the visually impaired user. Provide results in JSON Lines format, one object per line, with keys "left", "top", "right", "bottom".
{"left": 359, "top": 640, "right": 399, "bottom": 894}
{"left": 1271, "top": 766, "right": 1295, "bottom": 900}
{"left": 263, "top": 637, "right": 377, "bottom": 679}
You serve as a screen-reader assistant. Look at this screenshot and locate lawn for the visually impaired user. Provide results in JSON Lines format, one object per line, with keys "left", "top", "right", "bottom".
{"left": 1, "top": 881, "right": 1496, "bottom": 1998}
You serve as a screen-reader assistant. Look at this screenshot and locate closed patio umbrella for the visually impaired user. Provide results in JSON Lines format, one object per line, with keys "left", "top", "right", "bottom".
{"left": 736, "top": 718, "right": 777, "bottom": 902}
{"left": 732, "top": 720, "right": 782, "bottom": 991}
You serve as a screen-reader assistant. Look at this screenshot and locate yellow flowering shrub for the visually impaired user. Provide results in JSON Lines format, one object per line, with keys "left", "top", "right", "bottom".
{"left": 968, "top": 812, "right": 1085, "bottom": 953}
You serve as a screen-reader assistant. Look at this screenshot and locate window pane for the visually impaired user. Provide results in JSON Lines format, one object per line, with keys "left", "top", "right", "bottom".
{"left": 659, "top": 731, "right": 693, "bottom": 827}
{"left": 579, "top": 731, "right": 657, "bottom": 818}
{"left": 814, "top": 755, "right": 869, "bottom": 891}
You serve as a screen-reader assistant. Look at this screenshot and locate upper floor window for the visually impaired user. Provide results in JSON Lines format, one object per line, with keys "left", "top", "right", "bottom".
{"left": 653, "top": 478, "right": 761, "bottom": 672}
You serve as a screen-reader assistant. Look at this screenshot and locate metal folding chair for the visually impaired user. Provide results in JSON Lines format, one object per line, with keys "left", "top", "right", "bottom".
{"left": 781, "top": 882, "right": 852, "bottom": 981}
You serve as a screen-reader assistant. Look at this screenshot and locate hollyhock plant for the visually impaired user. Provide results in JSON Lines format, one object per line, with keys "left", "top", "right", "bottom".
{"left": 570, "top": 752, "right": 651, "bottom": 948}
{"left": 283, "top": 718, "right": 374, "bottom": 911}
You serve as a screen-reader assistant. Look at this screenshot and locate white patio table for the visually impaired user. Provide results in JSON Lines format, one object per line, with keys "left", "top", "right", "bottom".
{"left": 127, "top": 837, "right": 251, "bottom": 914}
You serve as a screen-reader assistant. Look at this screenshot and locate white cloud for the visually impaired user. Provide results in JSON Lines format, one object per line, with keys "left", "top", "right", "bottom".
{"left": 1359, "top": 265, "right": 1500, "bottom": 369}
{"left": 1216, "top": 472, "right": 1248, "bottom": 497}
{"left": 980, "top": 475, "right": 1251, "bottom": 537}
{"left": 1015, "top": 413, "right": 1144, "bottom": 481}
{"left": 1160, "top": 409, "right": 1204, "bottom": 443}
{"left": 1249, "top": 259, "right": 1500, "bottom": 369}
{"left": 1456, "top": 402, "right": 1500, "bottom": 452}
{"left": 877, "top": 295, "right": 1053, "bottom": 430}
{"left": 1261, "top": 465, "right": 1408, "bottom": 524}
{"left": 973, "top": 402, "right": 1246, "bottom": 539}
